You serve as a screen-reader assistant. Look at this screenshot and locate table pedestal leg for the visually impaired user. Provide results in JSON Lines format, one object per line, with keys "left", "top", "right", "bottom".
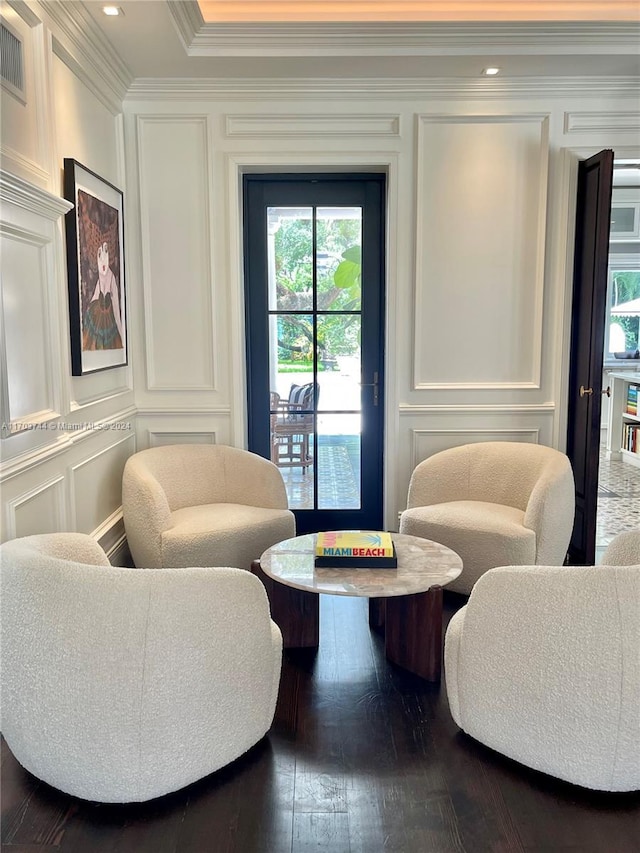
{"left": 384, "top": 585, "right": 443, "bottom": 682}
{"left": 251, "top": 560, "right": 319, "bottom": 649}
{"left": 368, "top": 598, "right": 386, "bottom": 632}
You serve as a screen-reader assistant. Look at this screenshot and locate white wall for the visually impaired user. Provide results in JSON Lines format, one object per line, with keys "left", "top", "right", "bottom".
{"left": 124, "top": 83, "right": 640, "bottom": 529}
{"left": 2, "top": 2, "right": 639, "bottom": 544}
{"left": 0, "top": 2, "right": 134, "bottom": 558}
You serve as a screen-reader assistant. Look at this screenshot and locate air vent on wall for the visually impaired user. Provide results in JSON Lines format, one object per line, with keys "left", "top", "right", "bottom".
{"left": 1, "top": 21, "right": 25, "bottom": 100}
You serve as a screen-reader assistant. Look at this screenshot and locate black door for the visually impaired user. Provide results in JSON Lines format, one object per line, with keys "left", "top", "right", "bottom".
{"left": 244, "top": 174, "right": 386, "bottom": 534}
{"left": 566, "top": 150, "right": 614, "bottom": 564}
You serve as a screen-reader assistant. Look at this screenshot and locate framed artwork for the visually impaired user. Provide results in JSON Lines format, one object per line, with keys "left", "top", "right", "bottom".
{"left": 63, "top": 159, "right": 127, "bottom": 375}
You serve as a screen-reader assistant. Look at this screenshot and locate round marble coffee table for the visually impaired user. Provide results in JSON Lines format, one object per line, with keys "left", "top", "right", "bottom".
{"left": 252, "top": 532, "right": 462, "bottom": 682}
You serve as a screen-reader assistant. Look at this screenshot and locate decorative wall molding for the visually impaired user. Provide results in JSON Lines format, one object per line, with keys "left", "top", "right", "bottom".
{"left": 148, "top": 430, "right": 217, "bottom": 447}
{"left": 0, "top": 146, "right": 50, "bottom": 189}
{"left": 412, "top": 113, "right": 548, "bottom": 391}
{"left": 136, "top": 115, "right": 216, "bottom": 393}
{"left": 136, "top": 406, "right": 231, "bottom": 415}
{"left": 69, "top": 432, "right": 135, "bottom": 534}
{"left": 564, "top": 111, "right": 640, "bottom": 134}
{"left": 410, "top": 426, "right": 540, "bottom": 468}
{"left": 0, "top": 169, "right": 72, "bottom": 219}
{"left": 0, "top": 406, "right": 137, "bottom": 483}
{"left": 126, "top": 76, "right": 640, "bottom": 102}
{"left": 5, "top": 474, "right": 66, "bottom": 539}
{"left": 225, "top": 113, "right": 401, "bottom": 138}
{"left": 399, "top": 403, "right": 556, "bottom": 415}
{"left": 93, "top": 507, "right": 126, "bottom": 559}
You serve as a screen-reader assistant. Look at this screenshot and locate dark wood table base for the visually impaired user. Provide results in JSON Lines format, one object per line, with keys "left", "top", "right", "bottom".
{"left": 252, "top": 560, "right": 443, "bottom": 681}
{"left": 251, "top": 560, "right": 319, "bottom": 649}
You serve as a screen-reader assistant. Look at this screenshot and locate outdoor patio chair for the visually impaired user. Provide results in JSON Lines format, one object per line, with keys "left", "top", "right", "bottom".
{"left": 270, "top": 382, "right": 319, "bottom": 471}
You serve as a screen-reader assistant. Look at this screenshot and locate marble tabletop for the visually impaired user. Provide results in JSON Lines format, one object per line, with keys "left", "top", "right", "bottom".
{"left": 259, "top": 532, "right": 462, "bottom": 597}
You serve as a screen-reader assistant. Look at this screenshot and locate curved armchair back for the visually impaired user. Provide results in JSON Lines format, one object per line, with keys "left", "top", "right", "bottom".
{"left": 407, "top": 442, "right": 573, "bottom": 513}
{"left": 124, "top": 444, "right": 288, "bottom": 513}
{"left": 0, "top": 532, "right": 282, "bottom": 802}
{"left": 445, "top": 557, "right": 640, "bottom": 791}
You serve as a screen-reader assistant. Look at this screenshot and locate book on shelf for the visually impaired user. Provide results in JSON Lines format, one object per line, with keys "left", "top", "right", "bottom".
{"left": 314, "top": 531, "right": 397, "bottom": 568}
{"left": 623, "top": 423, "right": 640, "bottom": 453}
{"left": 626, "top": 383, "right": 638, "bottom": 416}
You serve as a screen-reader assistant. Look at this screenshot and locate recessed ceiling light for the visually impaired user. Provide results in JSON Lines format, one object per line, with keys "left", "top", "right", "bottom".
{"left": 483, "top": 67, "right": 501, "bottom": 76}
{"left": 102, "top": 6, "right": 122, "bottom": 16}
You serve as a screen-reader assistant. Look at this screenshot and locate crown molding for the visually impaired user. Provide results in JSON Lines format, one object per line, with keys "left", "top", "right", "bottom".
{"left": 166, "top": 0, "right": 204, "bottom": 51}
{"left": 125, "top": 75, "right": 640, "bottom": 102}
{"left": 0, "top": 169, "right": 72, "bottom": 219}
{"left": 34, "top": 0, "right": 133, "bottom": 110}
{"left": 163, "top": 14, "right": 640, "bottom": 57}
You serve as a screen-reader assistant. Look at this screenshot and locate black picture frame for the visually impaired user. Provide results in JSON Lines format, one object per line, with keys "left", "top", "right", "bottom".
{"left": 63, "top": 158, "right": 127, "bottom": 375}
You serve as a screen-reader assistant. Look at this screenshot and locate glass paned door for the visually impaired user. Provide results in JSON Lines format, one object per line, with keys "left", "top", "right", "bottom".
{"left": 244, "top": 175, "right": 385, "bottom": 534}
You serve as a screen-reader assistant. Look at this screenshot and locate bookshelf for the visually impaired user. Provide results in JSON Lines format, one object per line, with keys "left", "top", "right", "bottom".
{"left": 606, "top": 371, "right": 640, "bottom": 469}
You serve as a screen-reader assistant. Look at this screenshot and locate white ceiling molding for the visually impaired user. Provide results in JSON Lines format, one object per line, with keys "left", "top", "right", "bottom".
{"left": 33, "top": 0, "right": 133, "bottom": 108}
{"left": 166, "top": 0, "right": 204, "bottom": 51}
{"left": 125, "top": 75, "right": 640, "bottom": 101}
{"left": 164, "top": 9, "right": 639, "bottom": 58}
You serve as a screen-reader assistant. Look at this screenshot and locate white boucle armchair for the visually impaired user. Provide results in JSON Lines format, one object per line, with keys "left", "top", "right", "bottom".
{"left": 444, "top": 530, "right": 640, "bottom": 792}
{"left": 399, "top": 441, "right": 575, "bottom": 594}
{"left": 0, "top": 533, "right": 283, "bottom": 803}
{"left": 122, "top": 444, "right": 295, "bottom": 569}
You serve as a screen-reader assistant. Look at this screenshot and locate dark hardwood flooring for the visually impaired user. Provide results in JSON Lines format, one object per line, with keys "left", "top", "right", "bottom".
{"left": 2, "top": 593, "right": 639, "bottom": 853}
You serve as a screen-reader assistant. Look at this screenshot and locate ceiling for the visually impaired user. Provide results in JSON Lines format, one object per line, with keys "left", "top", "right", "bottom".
{"left": 81, "top": 0, "right": 640, "bottom": 81}
{"left": 196, "top": 1, "right": 640, "bottom": 24}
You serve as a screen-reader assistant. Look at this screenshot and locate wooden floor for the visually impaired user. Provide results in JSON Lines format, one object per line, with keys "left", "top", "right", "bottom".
{"left": 2, "top": 594, "right": 639, "bottom": 853}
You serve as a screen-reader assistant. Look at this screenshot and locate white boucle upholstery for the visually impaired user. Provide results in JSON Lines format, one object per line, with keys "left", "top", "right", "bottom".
{"left": 602, "top": 528, "right": 640, "bottom": 565}
{"left": 0, "top": 533, "right": 283, "bottom": 803}
{"left": 400, "top": 441, "right": 575, "bottom": 594}
{"left": 444, "top": 531, "right": 640, "bottom": 792}
{"left": 122, "top": 444, "right": 295, "bottom": 569}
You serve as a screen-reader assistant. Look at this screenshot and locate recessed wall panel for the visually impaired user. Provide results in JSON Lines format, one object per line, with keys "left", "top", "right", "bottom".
{"left": 138, "top": 117, "right": 214, "bottom": 390}
{"left": 71, "top": 435, "right": 134, "bottom": 535}
{"left": 11, "top": 478, "right": 66, "bottom": 539}
{"left": 1, "top": 231, "right": 51, "bottom": 419}
{"left": 414, "top": 114, "right": 548, "bottom": 389}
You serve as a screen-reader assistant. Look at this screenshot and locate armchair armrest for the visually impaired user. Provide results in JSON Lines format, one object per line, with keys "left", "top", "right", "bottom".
{"left": 523, "top": 459, "right": 574, "bottom": 564}
{"left": 122, "top": 459, "right": 172, "bottom": 567}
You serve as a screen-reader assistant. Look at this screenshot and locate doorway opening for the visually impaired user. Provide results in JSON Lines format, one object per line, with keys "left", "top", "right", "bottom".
{"left": 597, "top": 159, "right": 640, "bottom": 560}
{"left": 243, "top": 173, "right": 386, "bottom": 535}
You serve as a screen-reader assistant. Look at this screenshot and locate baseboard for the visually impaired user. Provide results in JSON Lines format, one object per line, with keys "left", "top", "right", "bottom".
{"left": 94, "top": 510, "right": 133, "bottom": 566}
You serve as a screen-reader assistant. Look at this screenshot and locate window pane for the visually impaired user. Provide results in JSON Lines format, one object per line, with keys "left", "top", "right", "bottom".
{"left": 316, "top": 315, "right": 361, "bottom": 412}
{"left": 269, "top": 314, "right": 314, "bottom": 394}
{"left": 608, "top": 269, "right": 640, "bottom": 354}
{"left": 316, "top": 207, "right": 362, "bottom": 311}
{"left": 268, "top": 207, "right": 313, "bottom": 311}
{"left": 317, "top": 414, "right": 361, "bottom": 510}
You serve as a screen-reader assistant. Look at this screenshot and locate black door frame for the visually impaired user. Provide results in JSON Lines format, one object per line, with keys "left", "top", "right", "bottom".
{"left": 243, "top": 172, "right": 386, "bottom": 534}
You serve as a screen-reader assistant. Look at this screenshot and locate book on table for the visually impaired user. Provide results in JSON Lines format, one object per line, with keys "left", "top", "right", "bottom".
{"left": 314, "top": 531, "right": 397, "bottom": 568}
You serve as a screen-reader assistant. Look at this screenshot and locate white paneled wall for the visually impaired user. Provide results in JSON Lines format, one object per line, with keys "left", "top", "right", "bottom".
{"left": 413, "top": 114, "right": 548, "bottom": 390}
{"left": 137, "top": 116, "right": 216, "bottom": 393}
{"left": 0, "top": 2, "right": 133, "bottom": 560}
{"left": 125, "top": 86, "right": 638, "bottom": 528}
{"left": 2, "top": 2, "right": 639, "bottom": 545}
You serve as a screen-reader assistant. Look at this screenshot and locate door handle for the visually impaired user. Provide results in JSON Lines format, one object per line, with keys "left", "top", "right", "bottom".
{"left": 602, "top": 386, "right": 611, "bottom": 397}
{"left": 579, "top": 385, "right": 593, "bottom": 397}
{"left": 361, "top": 372, "right": 379, "bottom": 406}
